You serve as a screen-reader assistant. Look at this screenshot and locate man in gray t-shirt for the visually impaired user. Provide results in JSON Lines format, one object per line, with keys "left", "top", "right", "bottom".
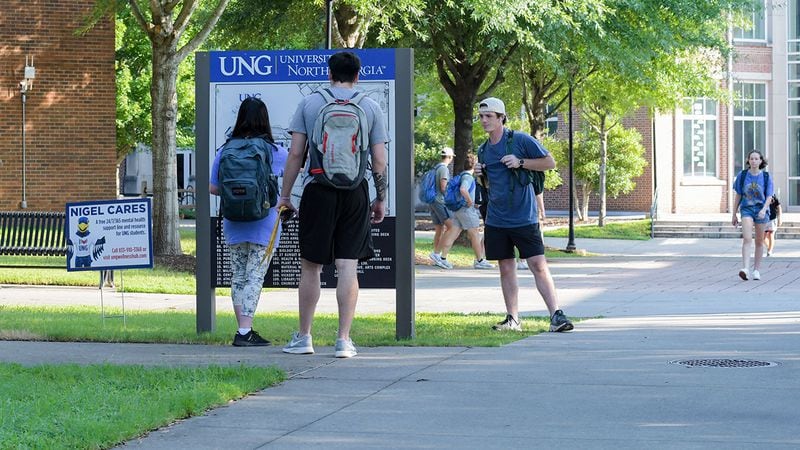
{"left": 428, "top": 147, "right": 455, "bottom": 269}
{"left": 278, "top": 51, "right": 389, "bottom": 359}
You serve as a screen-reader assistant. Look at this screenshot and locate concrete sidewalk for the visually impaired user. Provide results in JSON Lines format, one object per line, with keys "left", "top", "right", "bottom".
{"left": 1, "top": 237, "right": 800, "bottom": 448}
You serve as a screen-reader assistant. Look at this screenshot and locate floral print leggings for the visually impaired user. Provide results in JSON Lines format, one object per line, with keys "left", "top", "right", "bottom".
{"left": 229, "top": 242, "right": 270, "bottom": 317}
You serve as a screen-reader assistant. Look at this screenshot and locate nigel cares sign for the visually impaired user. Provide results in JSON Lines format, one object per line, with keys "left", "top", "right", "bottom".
{"left": 65, "top": 198, "right": 153, "bottom": 271}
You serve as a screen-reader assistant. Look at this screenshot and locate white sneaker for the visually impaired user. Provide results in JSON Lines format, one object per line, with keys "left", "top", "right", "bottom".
{"left": 516, "top": 260, "right": 529, "bottom": 270}
{"left": 334, "top": 338, "right": 358, "bottom": 358}
{"left": 766, "top": 251, "right": 772, "bottom": 257}
{"left": 473, "top": 259, "right": 495, "bottom": 269}
{"left": 492, "top": 314, "right": 522, "bottom": 331}
{"left": 429, "top": 252, "right": 441, "bottom": 265}
{"left": 429, "top": 252, "right": 451, "bottom": 269}
{"left": 738, "top": 268, "right": 749, "bottom": 281}
{"left": 752, "top": 270, "right": 761, "bottom": 280}
{"left": 430, "top": 253, "right": 452, "bottom": 269}
{"left": 282, "top": 332, "right": 314, "bottom": 354}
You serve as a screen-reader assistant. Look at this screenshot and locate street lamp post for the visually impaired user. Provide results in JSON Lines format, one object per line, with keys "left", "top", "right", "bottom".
{"left": 19, "top": 56, "right": 35, "bottom": 210}
{"left": 325, "top": 0, "right": 334, "bottom": 49}
{"left": 566, "top": 83, "right": 576, "bottom": 251}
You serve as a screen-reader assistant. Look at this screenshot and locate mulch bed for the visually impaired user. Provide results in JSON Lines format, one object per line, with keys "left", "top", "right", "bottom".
{"left": 155, "top": 254, "right": 196, "bottom": 273}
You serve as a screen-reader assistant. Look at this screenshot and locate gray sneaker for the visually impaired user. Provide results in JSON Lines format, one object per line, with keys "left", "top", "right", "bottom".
{"left": 492, "top": 314, "right": 522, "bottom": 331}
{"left": 549, "top": 310, "right": 574, "bottom": 332}
{"left": 334, "top": 338, "right": 358, "bottom": 358}
{"left": 429, "top": 252, "right": 452, "bottom": 269}
{"left": 473, "top": 259, "right": 495, "bottom": 269}
{"left": 282, "top": 332, "right": 314, "bottom": 354}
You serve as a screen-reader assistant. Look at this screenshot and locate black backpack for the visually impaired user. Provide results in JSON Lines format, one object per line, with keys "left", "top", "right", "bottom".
{"left": 769, "top": 195, "right": 780, "bottom": 220}
{"left": 218, "top": 136, "right": 278, "bottom": 221}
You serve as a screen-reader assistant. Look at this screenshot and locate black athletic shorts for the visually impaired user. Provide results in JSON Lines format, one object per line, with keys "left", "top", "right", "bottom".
{"left": 299, "top": 180, "right": 374, "bottom": 265}
{"left": 484, "top": 224, "right": 545, "bottom": 261}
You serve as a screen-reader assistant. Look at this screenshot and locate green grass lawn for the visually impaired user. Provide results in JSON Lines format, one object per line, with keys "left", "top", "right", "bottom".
{"left": 0, "top": 363, "right": 284, "bottom": 449}
{"left": 0, "top": 306, "right": 552, "bottom": 347}
{"left": 543, "top": 219, "right": 651, "bottom": 240}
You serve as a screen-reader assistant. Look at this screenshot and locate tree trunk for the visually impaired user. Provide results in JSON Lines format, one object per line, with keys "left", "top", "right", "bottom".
{"left": 150, "top": 46, "right": 182, "bottom": 255}
{"left": 333, "top": 3, "right": 369, "bottom": 48}
{"left": 452, "top": 97, "right": 477, "bottom": 173}
{"left": 521, "top": 71, "right": 548, "bottom": 140}
{"left": 598, "top": 129, "right": 608, "bottom": 227}
{"left": 573, "top": 179, "right": 584, "bottom": 221}
{"left": 580, "top": 184, "right": 590, "bottom": 222}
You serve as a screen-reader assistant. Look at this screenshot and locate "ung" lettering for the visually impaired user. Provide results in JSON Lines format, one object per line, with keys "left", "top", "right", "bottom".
{"left": 219, "top": 55, "right": 273, "bottom": 77}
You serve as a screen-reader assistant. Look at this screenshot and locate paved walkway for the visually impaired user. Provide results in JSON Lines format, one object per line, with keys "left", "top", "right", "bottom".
{"left": 2, "top": 237, "right": 800, "bottom": 448}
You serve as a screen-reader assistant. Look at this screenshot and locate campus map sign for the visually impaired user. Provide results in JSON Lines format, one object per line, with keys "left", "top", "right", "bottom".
{"left": 206, "top": 48, "right": 399, "bottom": 288}
{"left": 64, "top": 198, "right": 153, "bottom": 271}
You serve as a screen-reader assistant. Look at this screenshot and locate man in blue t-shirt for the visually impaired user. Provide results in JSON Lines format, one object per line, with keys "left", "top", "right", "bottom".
{"left": 473, "top": 97, "right": 573, "bottom": 332}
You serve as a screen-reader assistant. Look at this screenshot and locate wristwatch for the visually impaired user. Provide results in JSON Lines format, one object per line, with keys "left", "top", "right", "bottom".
{"left": 518, "top": 158, "right": 525, "bottom": 168}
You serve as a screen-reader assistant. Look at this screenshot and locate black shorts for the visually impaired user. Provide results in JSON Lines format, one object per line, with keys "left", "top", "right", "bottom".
{"left": 299, "top": 181, "right": 374, "bottom": 265}
{"left": 484, "top": 224, "right": 544, "bottom": 261}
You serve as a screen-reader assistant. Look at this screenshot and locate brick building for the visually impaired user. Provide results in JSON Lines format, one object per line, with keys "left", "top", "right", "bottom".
{"left": 545, "top": 108, "right": 655, "bottom": 214}
{"left": 0, "top": 0, "right": 115, "bottom": 211}
{"left": 546, "top": 1, "right": 797, "bottom": 216}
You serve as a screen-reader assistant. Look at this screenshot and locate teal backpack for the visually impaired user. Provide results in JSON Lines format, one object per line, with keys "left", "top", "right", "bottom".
{"left": 218, "top": 136, "right": 278, "bottom": 221}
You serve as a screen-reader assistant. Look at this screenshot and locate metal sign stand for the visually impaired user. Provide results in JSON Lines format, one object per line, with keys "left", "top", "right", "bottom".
{"left": 99, "top": 269, "right": 126, "bottom": 328}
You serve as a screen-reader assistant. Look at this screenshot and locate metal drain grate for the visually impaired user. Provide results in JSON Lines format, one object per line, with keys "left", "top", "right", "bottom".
{"left": 670, "top": 359, "right": 778, "bottom": 368}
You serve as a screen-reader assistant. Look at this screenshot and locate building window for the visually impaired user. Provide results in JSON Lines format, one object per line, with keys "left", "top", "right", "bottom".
{"left": 789, "top": 0, "right": 800, "bottom": 206}
{"left": 733, "top": 83, "right": 767, "bottom": 173}
{"left": 734, "top": 1, "right": 766, "bottom": 41}
{"left": 544, "top": 104, "right": 558, "bottom": 136}
{"left": 683, "top": 98, "right": 718, "bottom": 177}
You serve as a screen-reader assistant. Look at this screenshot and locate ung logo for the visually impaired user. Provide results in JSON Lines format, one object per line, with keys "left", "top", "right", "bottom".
{"left": 219, "top": 55, "right": 273, "bottom": 77}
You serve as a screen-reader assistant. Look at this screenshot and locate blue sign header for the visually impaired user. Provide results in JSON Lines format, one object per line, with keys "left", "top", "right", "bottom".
{"left": 210, "top": 49, "right": 395, "bottom": 83}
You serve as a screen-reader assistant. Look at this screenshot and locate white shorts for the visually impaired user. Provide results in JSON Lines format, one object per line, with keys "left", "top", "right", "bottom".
{"left": 765, "top": 219, "right": 777, "bottom": 232}
{"left": 452, "top": 206, "right": 481, "bottom": 230}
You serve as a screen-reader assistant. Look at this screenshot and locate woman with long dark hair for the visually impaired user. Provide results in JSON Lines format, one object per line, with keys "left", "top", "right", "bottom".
{"left": 732, "top": 150, "right": 773, "bottom": 281}
{"left": 210, "top": 97, "right": 288, "bottom": 346}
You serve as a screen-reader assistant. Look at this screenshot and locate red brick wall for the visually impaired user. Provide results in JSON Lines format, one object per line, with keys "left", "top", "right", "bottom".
{"left": 733, "top": 44, "right": 772, "bottom": 74}
{"left": 544, "top": 107, "right": 654, "bottom": 214}
{"left": 0, "top": 1, "right": 115, "bottom": 211}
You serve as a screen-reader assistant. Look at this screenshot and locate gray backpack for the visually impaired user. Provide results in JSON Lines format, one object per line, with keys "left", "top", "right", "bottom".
{"left": 308, "top": 88, "right": 370, "bottom": 190}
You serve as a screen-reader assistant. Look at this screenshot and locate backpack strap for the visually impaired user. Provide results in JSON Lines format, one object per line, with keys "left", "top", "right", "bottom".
{"left": 737, "top": 169, "right": 747, "bottom": 197}
{"left": 477, "top": 140, "right": 488, "bottom": 165}
{"left": 505, "top": 129, "right": 515, "bottom": 156}
{"left": 317, "top": 88, "right": 365, "bottom": 105}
